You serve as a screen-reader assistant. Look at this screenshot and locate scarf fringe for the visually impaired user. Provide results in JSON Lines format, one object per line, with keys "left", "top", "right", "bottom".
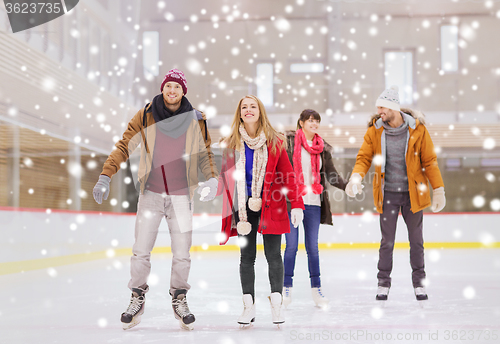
{"left": 236, "top": 125, "right": 268, "bottom": 234}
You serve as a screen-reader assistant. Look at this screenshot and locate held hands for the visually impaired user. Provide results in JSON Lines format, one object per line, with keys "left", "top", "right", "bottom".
{"left": 197, "top": 177, "right": 218, "bottom": 201}
{"left": 345, "top": 173, "right": 364, "bottom": 197}
{"left": 291, "top": 208, "right": 304, "bottom": 228}
{"left": 431, "top": 187, "right": 446, "bottom": 213}
{"left": 93, "top": 175, "right": 111, "bottom": 204}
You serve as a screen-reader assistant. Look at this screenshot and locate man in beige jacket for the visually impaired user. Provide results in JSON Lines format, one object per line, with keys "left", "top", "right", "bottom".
{"left": 92, "top": 69, "right": 218, "bottom": 330}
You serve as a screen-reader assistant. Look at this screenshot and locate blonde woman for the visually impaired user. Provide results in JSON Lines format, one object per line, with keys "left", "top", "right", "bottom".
{"left": 217, "top": 95, "right": 304, "bottom": 326}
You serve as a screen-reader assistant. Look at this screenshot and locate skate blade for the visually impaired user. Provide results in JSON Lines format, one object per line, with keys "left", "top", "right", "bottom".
{"left": 179, "top": 320, "right": 194, "bottom": 331}
{"left": 274, "top": 322, "right": 285, "bottom": 329}
{"left": 238, "top": 318, "right": 255, "bottom": 327}
{"left": 239, "top": 323, "right": 254, "bottom": 329}
{"left": 374, "top": 299, "right": 388, "bottom": 308}
{"left": 314, "top": 301, "right": 330, "bottom": 309}
{"left": 417, "top": 299, "right": 428, "bottom": 308}
{"left": 122, "top": 315, "right": 141, "bottom": 330}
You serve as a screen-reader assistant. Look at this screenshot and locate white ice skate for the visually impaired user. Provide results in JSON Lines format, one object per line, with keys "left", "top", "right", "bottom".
{"left": 376, "top": 286, "right": 390, "bottom": 301}
{"left": 269, "top": 292, "right": 285, "bottom": 327}
{"left": 238, "top": 294, "right": 255, "bottom": 327}
{"left": 121, "top": 290, "right": 145, "bottom": 330}
{"left": 172, "top": 292, "right": 195, "bottom": 330}
{"left": 414, "top": 287, "right": 428, "bottom": 301}
{"left": 282, "top": 287, "right": 292, "bottom": 308}
{"left": 312, "top": 287, "right": 329, "bottom": 308}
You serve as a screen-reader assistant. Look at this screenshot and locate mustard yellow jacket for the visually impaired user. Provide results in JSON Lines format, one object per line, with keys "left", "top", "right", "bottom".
{"left": 352, "top": 108, "right": 444, "bottom": 213}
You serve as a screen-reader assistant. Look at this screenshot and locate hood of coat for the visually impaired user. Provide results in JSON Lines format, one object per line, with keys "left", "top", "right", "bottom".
{"left": 368, "top": 107, "right": 426, "bottom": 128}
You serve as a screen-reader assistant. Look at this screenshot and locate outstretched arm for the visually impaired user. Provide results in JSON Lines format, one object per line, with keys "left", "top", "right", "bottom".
{"left": 101, "top": 109, "right": 145, "bottom": 178}
{"left": 323, "top": 143, "right": 347, "bottom": 190}
{"left": 352, "top": 130, "right": 375, "bottom": 179}
{"left": 196, "top": 117, "right": 219, "bottom": 181}
{"left": 276, "top": 146, "right": 305, "bottom": 210}
{"left": 420, "top": 127, "right": 444, "bottom": 189}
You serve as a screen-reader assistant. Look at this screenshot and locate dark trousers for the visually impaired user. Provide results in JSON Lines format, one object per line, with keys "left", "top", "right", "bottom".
{"left": 239, "top": 205, "right": 284, "bottom": 301}
{"left": 377, "top": 191, "right": 425, "bottom": 288}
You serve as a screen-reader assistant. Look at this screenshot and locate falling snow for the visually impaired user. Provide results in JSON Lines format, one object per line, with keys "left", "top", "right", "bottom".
{"left": 1, "top": 1, "right": 500, "bottom": 342}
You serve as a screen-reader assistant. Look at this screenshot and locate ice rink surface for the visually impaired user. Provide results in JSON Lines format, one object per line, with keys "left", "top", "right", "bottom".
{"left": 2, "top": 248, "right": 499, "bottom": 344}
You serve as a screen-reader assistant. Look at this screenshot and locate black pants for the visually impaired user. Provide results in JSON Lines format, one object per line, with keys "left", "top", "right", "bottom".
{"left": 377, "top": 191, "right": 425, "bottom": 288}
{"left": 239, "top": 205, "right": 284, "bottom": 302}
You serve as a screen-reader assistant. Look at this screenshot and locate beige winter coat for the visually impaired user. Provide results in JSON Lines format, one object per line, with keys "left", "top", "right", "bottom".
{"left": 101, "top": 104, "right": 218, "bottom": 199}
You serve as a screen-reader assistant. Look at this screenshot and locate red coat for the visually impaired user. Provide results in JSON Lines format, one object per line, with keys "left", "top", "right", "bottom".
{"left": 217, "top": 140, "right": 304, "bottom": 245}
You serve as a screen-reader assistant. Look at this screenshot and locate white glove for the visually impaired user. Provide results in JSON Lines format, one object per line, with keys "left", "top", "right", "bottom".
{"left": 291, "top": 208, "right": 304, "bottom": 228}
{"left": 93, "top": 175, "right": 111, "bottom": 204}
{"left": 431, "top": 187, "right": 446, "bottom": 213}
{"left": 197, "top": 177, "right": 218, "bottom": 201}
{"left": 345, "top": 173, "right": 363, "bottom": 197}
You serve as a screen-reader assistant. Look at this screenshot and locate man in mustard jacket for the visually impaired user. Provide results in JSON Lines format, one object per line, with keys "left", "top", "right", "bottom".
{"left": 92, "top": 69, "right": 218, "bottom": 330}
{"left": 345, "top": 86, "right": 446, "bottom": 301}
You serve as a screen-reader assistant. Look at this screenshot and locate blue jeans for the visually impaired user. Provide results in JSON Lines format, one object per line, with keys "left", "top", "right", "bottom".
{"left": 284, "top": 205, "right": 321, "bottom": 288}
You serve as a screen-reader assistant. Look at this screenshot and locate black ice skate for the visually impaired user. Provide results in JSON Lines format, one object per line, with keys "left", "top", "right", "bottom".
{"left": 172, "top": 290, "right": 195, "bottom": 330}
{"left": 121, "top": 289, "right": 146, "bottom": 330}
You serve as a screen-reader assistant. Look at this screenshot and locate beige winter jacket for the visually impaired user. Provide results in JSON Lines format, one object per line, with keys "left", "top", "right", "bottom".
{"left": 101, "top": 103, "right": 218, "bottom": 199}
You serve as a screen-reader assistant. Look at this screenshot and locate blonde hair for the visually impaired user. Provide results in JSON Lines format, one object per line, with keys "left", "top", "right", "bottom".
{"left": 224, "top": 95, "right": 285, "bottom": 154}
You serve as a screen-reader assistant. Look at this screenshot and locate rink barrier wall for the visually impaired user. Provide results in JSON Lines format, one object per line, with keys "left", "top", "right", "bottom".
{"left": 1, "top": 207, "right": 499, "bottom": 276}
{"left": 1, "top": 242, "right": 499, "bottom": 276}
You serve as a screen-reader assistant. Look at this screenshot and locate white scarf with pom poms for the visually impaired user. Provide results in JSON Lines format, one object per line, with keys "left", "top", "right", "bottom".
{"left": 236, "top": 124, "right": 268, "bottom": 235}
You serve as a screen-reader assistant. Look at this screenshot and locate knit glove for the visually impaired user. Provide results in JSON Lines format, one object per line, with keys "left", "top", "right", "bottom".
{"left": 345, "top": 173, "right": 363, "bottom": 197}
{"left": 291, "top": 208, "right": 304, "bottom": 228}
{"left": 197, "top": 177, "right": 218, "bottom": 201}
{"left": 93, "top": 175, "right": 111, "bottom": 204}
{"left": 431, "top": 187, "right": 446, "bottom": 213}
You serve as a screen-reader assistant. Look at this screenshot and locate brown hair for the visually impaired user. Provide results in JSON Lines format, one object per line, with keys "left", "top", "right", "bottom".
{"left": 224, "top": 95, "right": 286, "bottom": 154}
{"left": 297, "top": 109, "right": 321, "bottom": 130}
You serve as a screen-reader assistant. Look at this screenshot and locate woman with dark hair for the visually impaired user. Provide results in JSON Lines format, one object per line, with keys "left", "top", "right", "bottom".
{"left": 217, "top": 95, "right": 305, "bottom": 326}
{"left": 283, "top": 109, "right": 347, "bottom": 308}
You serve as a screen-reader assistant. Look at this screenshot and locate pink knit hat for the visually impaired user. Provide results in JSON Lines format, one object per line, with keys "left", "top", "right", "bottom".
{"left": 160, "top": 68, "right": 187, "bottom": 95}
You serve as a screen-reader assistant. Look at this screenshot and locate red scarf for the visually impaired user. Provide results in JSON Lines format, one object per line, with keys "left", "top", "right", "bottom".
{"left": 293, "top": 129, "right": 324, "bottom": 195}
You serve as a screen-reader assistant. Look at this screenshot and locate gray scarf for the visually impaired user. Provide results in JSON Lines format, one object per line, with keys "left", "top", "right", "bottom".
{"left": 156, "top": 110, "right": 197, "bottom": 139}
{"left": 382, "top": 112, "right": 408, "bottom": 136}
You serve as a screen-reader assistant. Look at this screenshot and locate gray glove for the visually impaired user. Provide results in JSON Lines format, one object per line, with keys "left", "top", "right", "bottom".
{"left": 197, "top": 177, "right": 218, "bottom": 201}
{"left": 93, "top": 175, "right": 111, "bottom": 204}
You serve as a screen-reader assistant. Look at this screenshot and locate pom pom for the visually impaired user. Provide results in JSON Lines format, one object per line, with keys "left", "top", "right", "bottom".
{"left": 237, "top": 221, "right": 252, "bottom": 235}
{"left": 248, "top": 197, "right": 262, "bottom": 211}
{"left": 311, "top": 183, "right": 324, "bottom": 195}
